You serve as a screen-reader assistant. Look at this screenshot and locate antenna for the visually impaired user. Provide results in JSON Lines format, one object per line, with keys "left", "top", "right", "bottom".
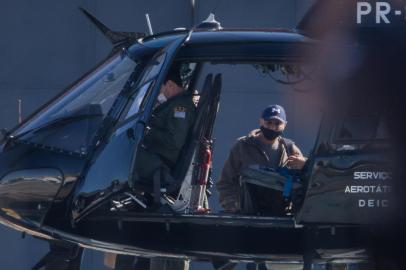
{"left": 204, "top": 13, "right": 216, "bottom": 23}
{"left": 190, "top": 0, "right": 196, "bottom": 26}
{"left": 196, "top": 13, "right": 222, "bottom": 30}
{"left": 18, "top": 99, "right": 22, "bottom": 124}
{"left": 145, "top": 14, "right": 154, "bottom": 36}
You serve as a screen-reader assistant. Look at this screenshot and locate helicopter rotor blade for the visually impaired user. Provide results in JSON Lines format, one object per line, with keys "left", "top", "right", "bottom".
{"left": 79, "top": 7, "right": 145, "bottom": 46}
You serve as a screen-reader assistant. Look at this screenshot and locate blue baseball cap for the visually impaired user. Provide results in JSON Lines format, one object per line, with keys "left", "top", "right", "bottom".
{"left": 261, "top": 104, "right": 287, "bottom": 123}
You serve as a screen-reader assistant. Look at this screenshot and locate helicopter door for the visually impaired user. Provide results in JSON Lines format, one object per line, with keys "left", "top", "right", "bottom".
{"left": 296, "top": 113, "right": 392, "bottom": 225}
{"left": 71, "top": 35, "right": 188, "bottom": 222}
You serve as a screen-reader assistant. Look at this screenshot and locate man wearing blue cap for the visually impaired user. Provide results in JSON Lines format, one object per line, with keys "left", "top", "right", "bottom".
{"left": 216, "top": 104, "right": 307, "bottom": 214}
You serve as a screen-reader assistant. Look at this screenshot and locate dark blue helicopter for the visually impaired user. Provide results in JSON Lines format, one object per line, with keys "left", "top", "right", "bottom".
{"left": 0, "top": 2, "right": 394, "bottom": 269}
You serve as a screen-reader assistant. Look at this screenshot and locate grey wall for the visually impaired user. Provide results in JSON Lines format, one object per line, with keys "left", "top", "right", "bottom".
{"left": 0, "top": 0, "right": 315, "bottom": 269}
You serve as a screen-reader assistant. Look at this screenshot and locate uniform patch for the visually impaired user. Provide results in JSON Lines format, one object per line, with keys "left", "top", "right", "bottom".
{"left": 174, "top": 106, "right": 187, "bottom": 119}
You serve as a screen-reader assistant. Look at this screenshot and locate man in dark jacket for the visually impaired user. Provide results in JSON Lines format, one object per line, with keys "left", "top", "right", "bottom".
{"left": 134, "top": 66, "right": 196, "bottom": 191}
{"left": 130, "top": 67, "right": 194, "bottom": 270}
{"left": 216, "top": 104, "right": 306, "bottom": 214}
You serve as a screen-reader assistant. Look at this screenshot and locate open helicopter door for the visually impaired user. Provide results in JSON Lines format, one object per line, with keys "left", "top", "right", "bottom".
{"left": 71, "top": 34, "right": 188, "bottom": 223}
{"left": 295, "top": 110, "right": 392, "bottom": 225}
{"left": 294, "top": 0, "right": 393, "bottom": 225}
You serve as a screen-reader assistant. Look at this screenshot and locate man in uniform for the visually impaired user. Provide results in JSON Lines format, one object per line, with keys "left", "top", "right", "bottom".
{"left": 130, "top": 66, "right": 194, "bottom": 270}
{"left": 134, "top": 65, "right": 196, "bottom": 193}
{"left": 216, "top": 104, "right": 307, "bottom": 215}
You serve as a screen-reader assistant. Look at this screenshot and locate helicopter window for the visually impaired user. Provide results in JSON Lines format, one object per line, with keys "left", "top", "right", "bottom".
{"left": 138, "top": 53, "right": 166, "bottom": 86}
{"left": 121, "top": 62, "right": 199, "bottom": 123}
{"left": 333, "top": 114, "right": 388, "bottom": 143}
{"left": 118, "top": 53, "right": 169, "bottom": 122}
{"left": 12, "top": 52, "right": 138, "bottom": 155}
{"left": 336, "top": 115, "right": 377, "bottom": 141}
{"left": 124, "top": 81, "right": 153, "bottom": 120}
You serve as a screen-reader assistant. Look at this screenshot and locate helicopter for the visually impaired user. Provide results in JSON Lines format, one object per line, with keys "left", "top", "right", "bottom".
{"left": 0, "top": 2, "right": 395, "bottom": 269}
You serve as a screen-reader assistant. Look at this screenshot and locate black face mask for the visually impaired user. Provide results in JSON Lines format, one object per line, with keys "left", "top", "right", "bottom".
{"left": 260, "top": 126, "right": 283, "bottom": 141}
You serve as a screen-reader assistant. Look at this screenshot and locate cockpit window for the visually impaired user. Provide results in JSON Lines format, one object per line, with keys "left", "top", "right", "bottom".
{"left": 333, "top": 114, "right": 389, "bottom": 143}
{"left": 12, "top": 51, "right": 138, "bottom": 155}
{"left": 138, "top": 53, "right": 166, "bottom": 85}
{"left": 124, "top": 81, "right": 153, "bottom": 120}
{"left": 120, "top": 53, "right": 167, "bottom": 121}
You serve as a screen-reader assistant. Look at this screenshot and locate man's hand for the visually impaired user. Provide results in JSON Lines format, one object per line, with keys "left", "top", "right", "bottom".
{"left": 286, "top": 155, "right": 306, "bottom": 170}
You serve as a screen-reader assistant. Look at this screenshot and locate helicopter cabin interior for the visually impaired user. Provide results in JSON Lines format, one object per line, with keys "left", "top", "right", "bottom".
{"left": 98, "top": 50, "right": 390, "bottom": 226}
{"left": 112, "top": 39, "right": 390, "bottom": 228}
{"left": 121, "top": 59, "right": 322, "bottom": 219}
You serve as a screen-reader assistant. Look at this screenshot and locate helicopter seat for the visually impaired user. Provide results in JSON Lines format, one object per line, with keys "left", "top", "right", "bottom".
{"left": 169, "top": 74, "right": 221, "bottom": 210}
{"left": 171, "top": 73, "right": 215, "bottom": 180}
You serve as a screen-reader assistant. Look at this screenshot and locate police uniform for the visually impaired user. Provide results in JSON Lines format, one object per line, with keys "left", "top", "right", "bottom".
{"left": 135, "top": 90, "right": 196, "bottom": 184}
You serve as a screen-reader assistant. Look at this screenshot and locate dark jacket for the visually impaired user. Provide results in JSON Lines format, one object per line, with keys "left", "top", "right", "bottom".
{"left": 216, "top": 129, "right": 304, "bottom": 211}
{"left": 143, "top": 91, "right": 196, "bottom": 166}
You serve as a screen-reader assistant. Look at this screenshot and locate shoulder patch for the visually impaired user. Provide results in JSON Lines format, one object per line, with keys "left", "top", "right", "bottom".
{"left": 174, "top": 106, "right": 187, "bottom": 118}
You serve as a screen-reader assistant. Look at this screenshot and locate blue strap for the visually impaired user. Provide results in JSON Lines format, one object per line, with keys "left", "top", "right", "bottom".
{"left": 277, "top": 167, "right": 293, "bottom": 198}
{"left": 283, "top": 175, "right": 293, "bottom": 198}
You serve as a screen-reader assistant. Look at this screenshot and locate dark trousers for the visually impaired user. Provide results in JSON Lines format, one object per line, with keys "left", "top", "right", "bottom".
{"left": 32, "top": 241, "right": 83, "bottom": 270}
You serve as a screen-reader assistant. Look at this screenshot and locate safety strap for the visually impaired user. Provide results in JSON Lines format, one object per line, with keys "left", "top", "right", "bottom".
{"left": 278, "top": 167, "right": 293, "bottom": 198}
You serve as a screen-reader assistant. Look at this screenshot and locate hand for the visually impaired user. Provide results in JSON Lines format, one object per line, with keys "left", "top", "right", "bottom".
{"left": 286, "top": 155, "right": 306, "bottom": 170}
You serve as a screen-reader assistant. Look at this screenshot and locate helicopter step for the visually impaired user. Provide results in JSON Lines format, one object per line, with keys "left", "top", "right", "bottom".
{"left": 85, "top": 212, "right": 300, "bottom": 228}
